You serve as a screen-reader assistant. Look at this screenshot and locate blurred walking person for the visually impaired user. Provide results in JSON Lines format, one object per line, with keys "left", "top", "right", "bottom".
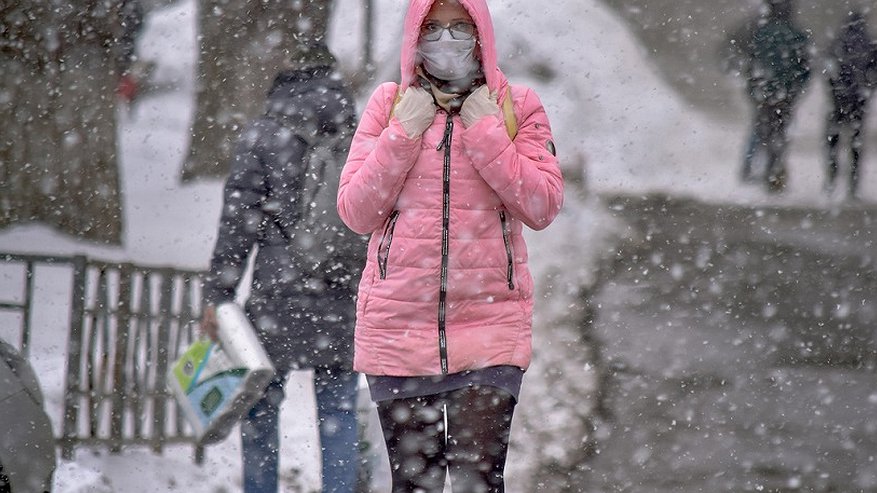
{"left": 115, "top": 0, "right": 151, "bottom": 106}
{"left": 726, "top": 0, "right": 811, "bottom": 192}
{"left": 823, "top": 9, "right": 877, "bottom": 199}
{"left": 337, "top": 0, "right": 564, "bottom": 491}
{"left": 200, "top": 43, "right": 366, "bottom": 493}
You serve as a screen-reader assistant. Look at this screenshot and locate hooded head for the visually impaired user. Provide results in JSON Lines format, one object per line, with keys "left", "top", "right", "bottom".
{"left": 847, "top": 9, "right": 867, "bottom": 28}
{"left": 400, "top": 0, "right": 501, "bottom": 93}
{"left": 766, "top": 0, "right": 793, "bottom": 19}
{"left": 284, "top": 40, "right": 338, "bottom": 72}
{"left": 265, "top": 60, "right": 355, "bottom": 141}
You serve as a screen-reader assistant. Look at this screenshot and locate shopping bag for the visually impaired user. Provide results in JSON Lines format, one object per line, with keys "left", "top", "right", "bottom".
{"left": 167, "top": 303, "right": 275, "bottom": 444}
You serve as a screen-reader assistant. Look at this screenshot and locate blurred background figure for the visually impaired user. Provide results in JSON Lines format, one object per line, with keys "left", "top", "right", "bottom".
{"left": 726, "top": 0, "right": 812, "bottom": 193}
{"left": 200, "top": 44, "right": 365, "bottom": 493}
{"left": 823, "top": 8, "right": 877, "bottom": 200}
{"left": 115, "top": 0, "right": 149, "bottom": 106}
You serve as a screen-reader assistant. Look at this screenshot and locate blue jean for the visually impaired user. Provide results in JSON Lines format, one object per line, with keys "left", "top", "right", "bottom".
{"left": 241, "top": 366, "right": 359, "bottom": 493}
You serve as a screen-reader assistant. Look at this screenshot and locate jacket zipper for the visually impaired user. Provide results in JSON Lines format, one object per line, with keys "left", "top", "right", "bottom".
{"left": 377, "top": 211, "right": 400, "bottom": 279}
{"left": 500, "top": 211, "right": 515, "bottom": 290}
{"left": 436, "top": 114, "right": 453, "bottom": 374}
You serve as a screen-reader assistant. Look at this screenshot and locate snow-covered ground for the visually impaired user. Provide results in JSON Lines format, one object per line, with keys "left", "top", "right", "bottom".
{"left": 1, "top": 0, "right": 874, "bottom": 491}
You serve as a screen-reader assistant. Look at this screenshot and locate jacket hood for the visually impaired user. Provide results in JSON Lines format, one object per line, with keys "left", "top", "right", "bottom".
{"left": 264, "top": 67, "right": 355, "bottom": 139}
{"left": 400, "top": 0, "right": 503, "bottom": 93}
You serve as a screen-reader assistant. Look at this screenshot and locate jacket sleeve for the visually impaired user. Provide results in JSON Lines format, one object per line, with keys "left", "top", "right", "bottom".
{"left": 202, "top": 123, "right": 270, "bottom": 304}
{"left": 337, "top": 82, "right": 423, "bottom": 235}
{"left": 460, "top": 87, "right": 564, "bottom": 231}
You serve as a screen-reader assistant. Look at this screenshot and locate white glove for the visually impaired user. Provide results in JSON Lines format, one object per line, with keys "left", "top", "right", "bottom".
{"left": 460, "top": 85, "right": 500, "bottom": 128}
{"left": 393, "top": 86, "right": 435, "bottom": 138}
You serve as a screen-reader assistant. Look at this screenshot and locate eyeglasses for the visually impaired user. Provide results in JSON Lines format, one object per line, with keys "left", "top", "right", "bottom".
{"left": 420, "top": 21, "right": 476, "bottom": 41}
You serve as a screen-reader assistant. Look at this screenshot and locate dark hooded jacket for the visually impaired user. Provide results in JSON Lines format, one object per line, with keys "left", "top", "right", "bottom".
{"left": 737, "top": 3, "right": 811, "bottom": 104}
{"left": 203, "top": 66, "right": 364, "bottom": 370}
{"left": 826, "top": 12, "right": 877, "bottom": 111}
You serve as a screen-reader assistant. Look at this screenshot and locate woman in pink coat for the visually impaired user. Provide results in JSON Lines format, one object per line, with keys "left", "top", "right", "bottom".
{"left": 337, "top": 0, "right": 563, "bottom": 490}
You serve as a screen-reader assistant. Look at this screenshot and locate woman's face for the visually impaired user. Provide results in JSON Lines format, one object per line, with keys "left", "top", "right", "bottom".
{"left": 417, "top": 0, "right": 481, "bottom": 84}
{"left": 424, "top": 0, "right": 473, "bottom": 29}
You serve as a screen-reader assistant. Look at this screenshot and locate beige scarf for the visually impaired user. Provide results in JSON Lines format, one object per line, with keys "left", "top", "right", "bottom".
{"left": 416, "top": 66, "right": 463, "bottom": 112}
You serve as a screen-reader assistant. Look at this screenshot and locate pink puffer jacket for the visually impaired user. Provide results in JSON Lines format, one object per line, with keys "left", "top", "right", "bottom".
{"left": 337, "top": 0, "right": 564, "bottom": 376}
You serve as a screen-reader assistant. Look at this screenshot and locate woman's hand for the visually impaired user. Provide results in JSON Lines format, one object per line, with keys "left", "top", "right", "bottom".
{"left": 460, "top": 85, "right": 500, "bottom": 128}
{"left": 200, "top": 305, "right": 219, "bottom": 342}
{"left": 394, "top": 86, "right": 435, "bottom": 138}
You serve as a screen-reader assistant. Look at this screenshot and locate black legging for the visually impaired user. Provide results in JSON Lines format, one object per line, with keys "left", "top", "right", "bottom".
{"left": 826, "top": 101, "right": 867, "bottom": 196}
{"left": 376, "top": 386, "right": 516, "bottom": 493}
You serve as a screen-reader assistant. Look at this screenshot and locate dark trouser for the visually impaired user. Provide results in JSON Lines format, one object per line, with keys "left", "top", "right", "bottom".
{"left": 376, "top": 386, "right": 516, "bottom": 493}
{"left": 743, "top": 97, "right": 795, "bottom": 191}
{"left": 826, "top": 102, "right": 866, "bottom": 197}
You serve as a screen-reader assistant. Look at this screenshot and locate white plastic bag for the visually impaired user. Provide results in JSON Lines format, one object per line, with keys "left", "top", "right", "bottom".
{"left": 167, "top": 302, "right": 274, "bottom": 444}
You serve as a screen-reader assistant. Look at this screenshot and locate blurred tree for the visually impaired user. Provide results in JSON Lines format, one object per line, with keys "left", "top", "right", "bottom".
{"left": 0, "top": 1, "right": 139, "bottom": 245}
{"left": 180, "top": 0, "right": 335, "bottom": 181}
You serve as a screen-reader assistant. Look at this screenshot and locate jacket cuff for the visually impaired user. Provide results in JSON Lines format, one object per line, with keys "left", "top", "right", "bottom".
{"left": 375, "top": 119, "right": 422, "bottom": 167}
{"left": 461, "top": 114, "right": 509, "bottom": 171}
{"left": 201, "top": 285, "right": 235, "bottom": 306}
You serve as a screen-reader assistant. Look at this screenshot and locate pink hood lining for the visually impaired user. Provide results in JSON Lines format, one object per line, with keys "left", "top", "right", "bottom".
{"left": 400, "top": 0, "right": 503, "bottom": 95}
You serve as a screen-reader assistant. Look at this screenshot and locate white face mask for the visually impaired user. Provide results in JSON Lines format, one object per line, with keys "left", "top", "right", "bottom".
{"left": 417, "top": 30, "right": 479, "bottom": 81}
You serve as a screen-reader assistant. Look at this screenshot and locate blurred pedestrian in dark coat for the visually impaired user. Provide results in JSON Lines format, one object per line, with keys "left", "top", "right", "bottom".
{"left": 726, "top": 0, "right": 811, "bottom": 192}
{"left": 823, "top": 9, "right": 877, "bottom": 199}
{"left": 115, "top": 0, "right": 146, "bottom": 103}
{"left": 200, "top": 43, "right": 366, "bottom": 493}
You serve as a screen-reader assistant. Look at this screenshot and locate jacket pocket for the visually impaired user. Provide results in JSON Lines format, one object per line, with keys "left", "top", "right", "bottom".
{"left": 499, "top": 211, "right": 515, "bottom": 290}
{"left": 377, "top": 211, "right": 400, "bottom": 280}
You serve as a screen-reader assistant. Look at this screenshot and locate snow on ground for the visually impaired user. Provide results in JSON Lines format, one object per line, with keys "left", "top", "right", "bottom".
{"left": 1, "top": 0, "right": 874, "bottom": 491}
